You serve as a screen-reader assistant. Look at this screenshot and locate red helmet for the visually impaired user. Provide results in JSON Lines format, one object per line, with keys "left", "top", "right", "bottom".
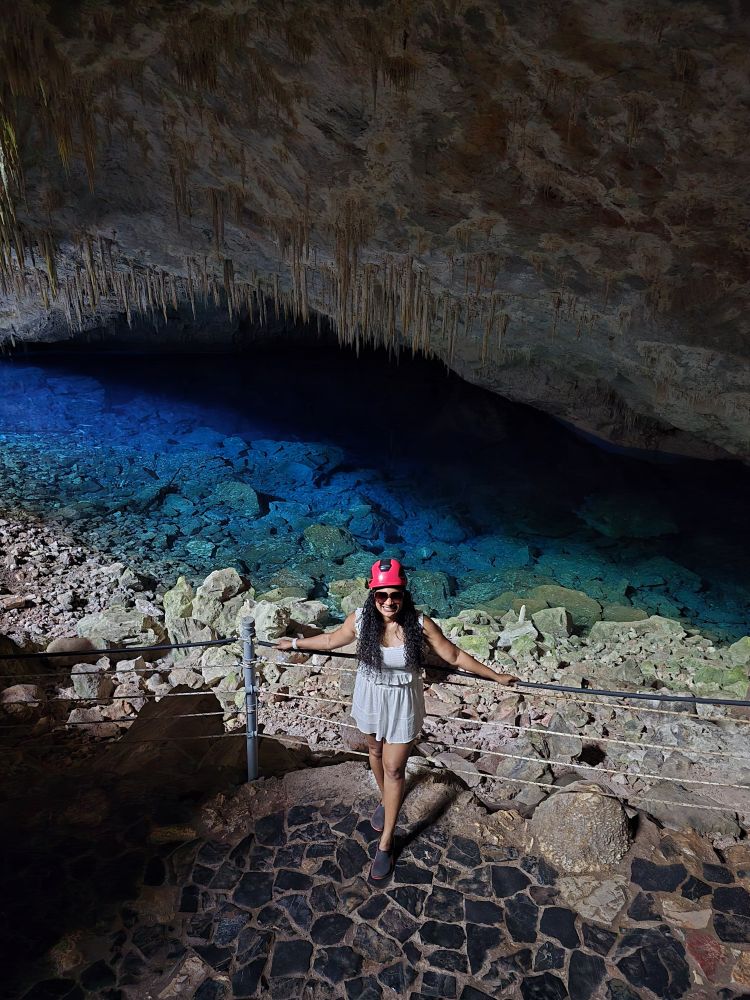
{"left": 368, "top": 558, "right": 407, "bottom": 589}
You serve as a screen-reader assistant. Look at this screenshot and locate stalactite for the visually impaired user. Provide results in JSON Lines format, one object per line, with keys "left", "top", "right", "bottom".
{"left": 210, "top": 189, "right": 225, "bottom": 253}
{"left": 223, "top": 258, "right": 235, "bottom": 319}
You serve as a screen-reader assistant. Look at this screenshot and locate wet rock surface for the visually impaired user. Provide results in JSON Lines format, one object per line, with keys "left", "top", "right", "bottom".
{"left": 5, "top": 761, "right": 750, "bottom": 1000}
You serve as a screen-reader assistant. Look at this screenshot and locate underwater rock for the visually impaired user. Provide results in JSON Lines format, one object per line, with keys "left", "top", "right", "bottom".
{"left": 481, "top": 593, "right": 549, "bottom": 618}
{"left": 186, "top": 539, "right": 216, "bottom": 561}
{"left": 577, "top": 494, "right": 678, "bottom": 539}
{"left": 208, "top": 480, "right": 261, "bottom": 517}
{"left": 347, "top": 504, "right": 386, "bottom": 543}
{"left": 410, "top": 570, "right": 453, "bottom": 616}
{"left": 303, "top": 524, "right": 357, "bottom": 562}
{"left": 529, "top": 787, "right": 631, "bottom": 873}
{"left": 256, "top": 587, "right": 309, "bottom": 603}
{"left": 602, "top": 606, "right": 649, "bottom": 623}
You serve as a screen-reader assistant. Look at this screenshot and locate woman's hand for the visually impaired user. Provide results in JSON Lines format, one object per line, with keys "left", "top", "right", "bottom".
{"left": 493, "top": 671, "right": 519, "bottom": 686}
{"left": 271, "top": 614, "right": 358, "bottom": 655}
{"left": 422, "top": 617, "right": 520, "bottom": 685}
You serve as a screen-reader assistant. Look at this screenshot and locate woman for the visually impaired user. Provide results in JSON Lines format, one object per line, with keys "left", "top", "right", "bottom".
{"left": 275, "top": 558, "right": 517, "bottom": 880}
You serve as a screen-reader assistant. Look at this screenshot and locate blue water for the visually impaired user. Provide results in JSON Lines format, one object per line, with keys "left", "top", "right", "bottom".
{"left": 1, "top": 344, "right": 748, "bottom": 639}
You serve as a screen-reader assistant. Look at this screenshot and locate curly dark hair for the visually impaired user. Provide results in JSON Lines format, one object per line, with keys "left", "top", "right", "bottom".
{"left": 356, "top": 589, "right": 426, "bottom": 673}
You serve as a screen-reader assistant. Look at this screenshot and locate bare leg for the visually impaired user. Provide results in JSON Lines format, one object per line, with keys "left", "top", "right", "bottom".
{"left": 379, "top": 740, "right": 412, "bottom": 851}
{"left": 365, "top": 732, "right": 385, "bottom": 799}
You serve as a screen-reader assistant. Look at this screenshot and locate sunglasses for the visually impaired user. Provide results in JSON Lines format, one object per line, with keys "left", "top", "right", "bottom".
{"left": 373, "top": 589, "right": 404, "bottom": 604}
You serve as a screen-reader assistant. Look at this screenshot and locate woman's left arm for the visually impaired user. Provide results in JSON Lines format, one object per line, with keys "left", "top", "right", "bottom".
{"left": 422, "top": 616, "right": 518, "bottom": 685}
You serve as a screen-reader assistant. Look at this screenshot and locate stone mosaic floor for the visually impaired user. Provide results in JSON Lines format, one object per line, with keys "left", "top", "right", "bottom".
{"left": 10, "top": 788, "right": 750, "bottom": 1000}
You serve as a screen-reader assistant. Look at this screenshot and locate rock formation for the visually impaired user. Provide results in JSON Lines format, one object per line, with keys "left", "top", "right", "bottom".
{"left": 1, "top": 1, "right": 748, "bottom": 457}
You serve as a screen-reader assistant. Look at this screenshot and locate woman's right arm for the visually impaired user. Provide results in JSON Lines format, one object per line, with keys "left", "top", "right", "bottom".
{"left": 275, "top": 612, "right": 357, "bottom": 653}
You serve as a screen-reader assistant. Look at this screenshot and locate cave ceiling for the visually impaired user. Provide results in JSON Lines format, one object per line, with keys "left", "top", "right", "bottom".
{"left": 0, "top": 0, "right": 749, "bottom": 458}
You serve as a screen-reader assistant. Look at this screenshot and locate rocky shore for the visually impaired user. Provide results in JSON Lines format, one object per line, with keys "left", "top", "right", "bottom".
{"left": 2, "top": 511, "right": 749, "bottom": 844}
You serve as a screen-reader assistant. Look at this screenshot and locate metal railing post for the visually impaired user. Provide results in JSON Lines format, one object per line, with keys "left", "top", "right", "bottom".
{"left": 241, "top": 617, "right": 258, "bottom": 781}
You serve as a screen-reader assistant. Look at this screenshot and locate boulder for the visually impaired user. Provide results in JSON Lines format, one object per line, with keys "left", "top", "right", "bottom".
{"left": 329, "top": 577, "right": 369, "bottom": 615}
{"left": 693, "top": 664, "right": 748, "bottom": 700}
{"left": 208, "top": 479, "right": 261, "bottom": 516}
{"left": 280, "top": 663, "right": 314, "bottom": 690}
{"left": 496, "top": 612, "right": 539, "bottom": 649}
{"left": 168, "top": 664, "right": 205, "bottom": 689}
{"left": 192, "top": 568, "right": 252, "bottom": 627}
{"left": 166, "top": 617, "right": 214, "bottom": 662}
{"left": 433, "top": 752, "right": 481, "bottom": 787}
{"left": 200, "top": 645, "right": 240, "bottom": 686}
{"left": 601, "top": 604, "right": 649, "bottom": 622}
{"left": 75, "top": 605, "right": 167, "bottom": 660}
{"left": 490, "top": 739, "right": 551, "bottom": 797}
{"left": 162, "top": 576, "right": 195, "bottom": 620}
{"left": 639, "top": 782, "right": 741, "bottom": 838}
{"left": 1, "top": 684, "right": 45, "bottom": 720}
{"left": 341, "top": 586, "right": 370, "bottom": 616}
{"left": 72, "top": 659, "right": 115, "bottom": 700}
{"left": 728, "top": 636, "right": 750, "bottom": 668}
{"left": 529, "top": 786, "right": 631, "bottom": 873}
{"left": 532, "top": 607, "right": 572, "bottom": 639}
{"left": 253, "top": 600, "right": 292, "bottom": 640}
{"left": 529, "top": 585, "right": 603, "bottom": 631}
{"left": 588, "top": 615, "right": 685, "bottom": 643}
{"left": 66, "top": 707, "right": 121, "bottom": 738}
{"left": 46, "top": 635, "right": 99, "bottom": 667}
{"left": 454, "top": 632, "right": 492, "bottom": 661}
{"left": 510, "top": 634, "right": 538, "bottom": 659}
{"left": 481, "top": 592, "right": 548, "bottom": 618}
{"left": 287, "top": 600, "right": 330, "bottom": 627}
{"left": 0, "top": 634, "right": 29, "bottom": 677}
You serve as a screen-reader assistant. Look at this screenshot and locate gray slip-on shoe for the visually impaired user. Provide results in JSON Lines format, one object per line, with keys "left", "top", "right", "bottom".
{"left": 371, "top": 803, "right": 385, "bottom": 833}
{"left": 369, "top": 847, "right": 394, "bottom": 881}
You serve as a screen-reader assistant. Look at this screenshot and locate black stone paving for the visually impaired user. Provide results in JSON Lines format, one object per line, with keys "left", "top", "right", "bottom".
{"left": 6, "top": 795, "right": 750, "bottom": 998}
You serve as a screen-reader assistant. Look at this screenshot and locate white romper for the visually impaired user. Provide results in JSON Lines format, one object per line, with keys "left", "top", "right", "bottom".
{"left": 350, "top": 608, "right": 426, "bottom": 744}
